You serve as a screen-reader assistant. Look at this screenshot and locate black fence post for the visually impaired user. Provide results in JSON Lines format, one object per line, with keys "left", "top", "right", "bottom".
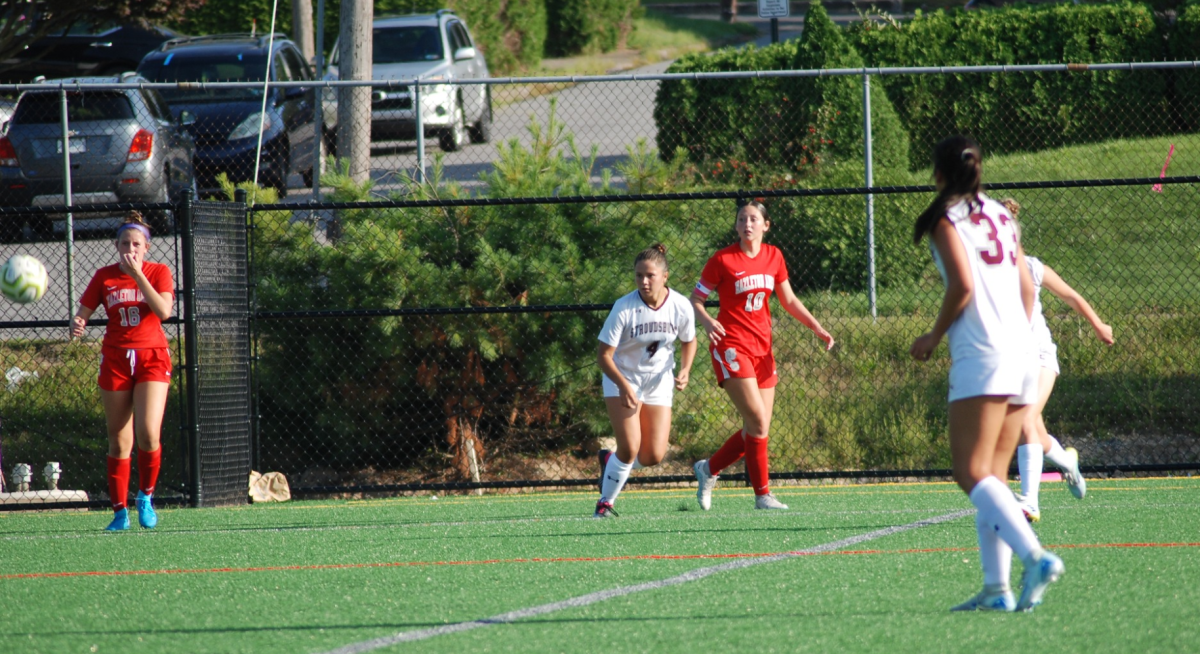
{"left": 180, "top": 189, "right": 202, "bottom": 508}
{"left": 237, "top": 188, "right": 258, "bottom": 471}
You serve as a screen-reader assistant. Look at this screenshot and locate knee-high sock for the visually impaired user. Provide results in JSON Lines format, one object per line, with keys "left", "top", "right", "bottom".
{"left": 707, "top": 429, "right": 745, "bottom": 475}
{"left": 600, "top": 454, "right": 633, "bottom": 504}
{"left": 744, "top": 436, "right": 770, "bottom": 496}
{"left": 1017, "top": 444, "right": 1043, "bottom": 505}
{"left": 969, "top": 476, "right": 1041, "bottom": 564}
{"left": 976, "top": 509, "right": 1013, "bottom": 587}
{"left": 138, "top": 447, "right": 161, "bottom": 496}
{"left": 1044, "top": 435, "right": 1073, "bottom": 469}
{"left": 107, "top": 456, "right": 130, "bottom": 511}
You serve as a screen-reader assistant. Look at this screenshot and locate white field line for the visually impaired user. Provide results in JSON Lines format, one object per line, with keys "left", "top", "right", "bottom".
{"left": 314, "top": 508, "right": 974, "bottom": 654}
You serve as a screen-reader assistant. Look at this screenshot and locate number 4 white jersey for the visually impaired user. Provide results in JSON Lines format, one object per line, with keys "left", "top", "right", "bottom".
{"left": 598, "top": 288, "right": 696, "bottom": 385}
{"left": 931, "top": 194, "right": 1032, "bottom": 362}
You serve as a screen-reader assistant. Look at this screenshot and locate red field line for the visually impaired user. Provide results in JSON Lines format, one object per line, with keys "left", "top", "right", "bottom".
{"left": 6, "top": 542, "right": 1198, "bottom": 581}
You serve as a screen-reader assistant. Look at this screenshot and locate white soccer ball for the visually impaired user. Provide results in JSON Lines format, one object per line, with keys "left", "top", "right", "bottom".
{"left": 1, "top": 254, "right": 48, "bottom": 304}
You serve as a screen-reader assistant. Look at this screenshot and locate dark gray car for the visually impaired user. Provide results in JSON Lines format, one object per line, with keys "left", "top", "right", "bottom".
{"left": 0, "top": 74, "right": 196, "bottom": 241}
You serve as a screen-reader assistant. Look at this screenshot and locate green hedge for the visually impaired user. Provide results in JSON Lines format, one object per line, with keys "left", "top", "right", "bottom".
{"left": 172, "top": 0, "right": 546, "bottom": 74}
{"left": 544, "top": 0, "right": 640, "bottom": 56}
{"left": 847, "top": 2, "right": 1169, "bottom": 166}
{"left": 655, "top": 2, "right": 909, "bottom": 174}
{"left": 1169, "top": 1, "right": 1200, "bottom": 129}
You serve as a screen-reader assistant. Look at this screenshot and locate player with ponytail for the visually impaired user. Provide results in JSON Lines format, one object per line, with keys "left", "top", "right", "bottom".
{"left": 910, "top": 136, "right": 1063, "bottom": 612}
{"left": 691, "top": 200, "right": 834, "bottom": 512}
{"left": 71, "top": 211, "right": 174, "bottom": 531}
{"left": 593, "top": 244, "right": 697, "bottom": 517}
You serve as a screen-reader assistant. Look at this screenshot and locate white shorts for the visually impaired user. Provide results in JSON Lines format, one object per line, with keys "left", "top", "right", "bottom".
{"left": 1036, "top": 341, "right": 1060, "bottom": 376}
{"left": 602, "top": 369, "right": 674, "bottom": 407}
{"left": 948, "top": 354, "right": 1039, "bottom": 405}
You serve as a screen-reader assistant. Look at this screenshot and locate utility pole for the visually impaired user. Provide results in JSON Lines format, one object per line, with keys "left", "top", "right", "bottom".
{"left": 292, "top": 0, "right": 315, "bottom": 63}
{"left": 337, "top": 0, "right": 372, "bottom": 183}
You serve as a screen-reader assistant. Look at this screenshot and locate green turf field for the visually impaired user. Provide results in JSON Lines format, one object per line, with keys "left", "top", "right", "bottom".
{"left": 2, "top": 477, "right": 1197, "bottom": 653}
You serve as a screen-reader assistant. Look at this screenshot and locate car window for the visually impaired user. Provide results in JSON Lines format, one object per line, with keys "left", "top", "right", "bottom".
{"left": 142, "top": 89, "right": 173, "bottom": 121}
{"left": 139, "top": 90, "right": 163, "bottom": 120}
{"left": 372, "top": 26, "right": 442, "bottom": 64}
{"left": 48, "top": 19, "right": 119, "bottom": 37}
{"left": 274, "top": 51, "right": 294, "bottom": 82}
{"left": 451, "top": 23, "right": 473, "bottom": 50}
{"left": 139, "top": 53, "right": 270, "bottom": 103}
{"left": 282, "top": 47, "right": 310, "bottom": 81}
{"left": 446, "top": 22, "right": 465, "bottom": 52}
{"left": 12, "top": 91, "right": 134, "bottom": 124}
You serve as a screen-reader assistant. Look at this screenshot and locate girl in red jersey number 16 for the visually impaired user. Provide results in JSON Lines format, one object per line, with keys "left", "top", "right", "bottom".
{"left": 71, "top": 212, "right": 175, "bottom": 531}
{"left": 691, "top": 201, "right": 834, "bottom": 511}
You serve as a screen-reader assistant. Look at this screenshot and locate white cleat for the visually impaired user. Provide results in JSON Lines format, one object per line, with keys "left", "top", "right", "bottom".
{"left": 754, "top": 493, "right": 789, "bottom": 510}
{"left": 1062, "top": 447, "right": 1087, "bottom": 499}
{"left": 694, "top": 460, "right": 717, "bottom": 511}
{"left": 1018, "top": 498, "right": 1041, "bottom": 523}
{"left": 1016, "top": 550, "right": 1065, "bottom": 612}
{"left": 950, "top": 584, "right": 1016, "bottom": 612}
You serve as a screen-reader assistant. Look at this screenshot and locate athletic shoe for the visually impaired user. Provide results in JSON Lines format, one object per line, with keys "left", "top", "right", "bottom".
{"left": 1016, "top": 550, "right": 1065, "bottom": 612}
{"left": 597, "top": 449, "right": 612, "bottom": 491}
{"left": 105, "top": 508, "right": 129, "bottom": 532}
{"left": 754, "top": 493, "right": 789, "bottom": 510}
{"left": 694, "top": 459, "right": 717, "bottom": 511}
{"left": 950, "top": 584, "right": 1016, "bottom": 612}
{"left": 136, "top": 491, "right": 158, "bottom": 529}
{"left": 1062, "top": 447, "right": 1087, "bottom": 499}
{"left": 1018, "top": 498, "right": 1040, "bottom": 523}
{"left": 593, "top": 500, "right": 618, "bottom": 518}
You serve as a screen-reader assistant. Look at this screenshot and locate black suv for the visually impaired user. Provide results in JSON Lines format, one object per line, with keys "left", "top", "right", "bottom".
{"left": 0, "top": 20, "right": 179, "bottom": 83}
{"left": 138, "top": 34, "right": 321, "bottom": 197}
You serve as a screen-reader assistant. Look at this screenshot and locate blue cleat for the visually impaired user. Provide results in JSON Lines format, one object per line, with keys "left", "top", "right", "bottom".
{"left": 951, "top": 584, "right": 1015, "bottom": 612}
{"left": 105, "top": 508, "right": 130, "bottom": 532}
{"left": 1016, "top": 550, "right": 1065, "bottom": 611}
{"left": 136, "top": 491, "right": 158, "bottom": 529}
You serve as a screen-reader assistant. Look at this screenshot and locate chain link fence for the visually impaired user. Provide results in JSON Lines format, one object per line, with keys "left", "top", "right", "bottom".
{"left": 2, "top": 61, "right": 1199, "bottom": 502}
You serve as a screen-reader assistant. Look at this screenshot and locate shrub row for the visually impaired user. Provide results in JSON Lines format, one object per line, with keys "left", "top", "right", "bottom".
{"left": 545, "top": 0, "right": 641, "bottom": 56}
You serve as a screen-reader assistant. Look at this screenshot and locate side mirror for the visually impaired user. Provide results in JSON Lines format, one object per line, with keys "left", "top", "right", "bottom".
{"left": 453, "top": 46, "right": 476, "bottom": 62}
{"left": 178, "top": 110, "right": 196, "bottom": 127}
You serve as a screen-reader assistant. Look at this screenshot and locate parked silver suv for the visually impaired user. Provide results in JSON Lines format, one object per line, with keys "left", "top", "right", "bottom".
{"left": 0, "top": 75, "right": 196, "bottom": 240}
{"left": 326, "top": 10, "right": 492, "bottom": 151}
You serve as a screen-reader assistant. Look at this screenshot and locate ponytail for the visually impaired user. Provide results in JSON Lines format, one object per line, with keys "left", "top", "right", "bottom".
{"left": 914, "top": 136, "right": 983, "bottom": 244}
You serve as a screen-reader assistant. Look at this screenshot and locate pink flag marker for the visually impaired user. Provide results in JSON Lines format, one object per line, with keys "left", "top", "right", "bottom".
{"left": 1153, "top": 144, "right": 1175, "bottom": 193}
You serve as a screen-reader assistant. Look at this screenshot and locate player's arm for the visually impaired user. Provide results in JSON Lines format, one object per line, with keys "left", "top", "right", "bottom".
{"left": 775, "top": 280, "right": 834, "bottom": 351}
{"left": 675, "top": 337, "right": 697, "bottom": 390}
{"left": 133, "top": 272, "right": 173, "bottom": 320}
{"left": 597, "top": 342, "right": 638, "bottom": 409}
{"left": 911, "top": 218, "right": 973, "bottom": 361}
{"left": 70, "top": 304, "right": 96, "bottom": 339}
{"left": 690, "top": 286, "right": 725, "bottom": 345}
{"left": 1040, "top": 264, "right": 1114, "bottom": 345}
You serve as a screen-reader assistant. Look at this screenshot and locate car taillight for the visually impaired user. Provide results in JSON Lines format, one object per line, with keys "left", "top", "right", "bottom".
{"left": 0, "top": 137, "right": 18, "bottom": 167}
{"left": 127, "top": 129, "right": 153, "bottom": 162}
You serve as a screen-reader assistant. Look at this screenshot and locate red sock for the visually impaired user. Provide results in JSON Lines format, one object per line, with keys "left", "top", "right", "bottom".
{"left": 708, "top": 430, "right": 746, "bottom": 475}
{"left": 138, "top": 447, "right": 162, "bottom": 496}
{"left": 744, "top": 436, "right": 771, "bottom": 496}
{"left": 107, "top": 456, "right": 131, "bottom": 511}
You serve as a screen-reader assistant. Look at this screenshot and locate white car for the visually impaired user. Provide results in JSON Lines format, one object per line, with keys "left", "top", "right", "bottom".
{"left": 326, "top": 10, "right": 492, "bottom": 152}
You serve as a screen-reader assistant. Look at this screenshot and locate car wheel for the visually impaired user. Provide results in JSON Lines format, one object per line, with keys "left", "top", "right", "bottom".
{"left": 468, "top": 89, "right": 492, "bottom": 144}
{"left": 261, "top": 144, "right": 288, "bottom": 198}
{"left": 439, "top": 101, "right": 466, "bottom": 152}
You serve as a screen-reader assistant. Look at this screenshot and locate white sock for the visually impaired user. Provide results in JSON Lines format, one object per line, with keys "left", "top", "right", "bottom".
{"left": 600, "top": 454, "right": 633, "bottom": 504}
{"left": 1044, "top": 435, "right": 1072, "bottom": 469}
{"left": 632, "top": 459, "right": 644, "bottom": 471}
{"left": 1017, "top": 444, "right": 1043, "bottom": 507}
{"left": 976, "top": 510, "right": 1013, "bottom": 588}
{"left": 969, "top": 476, "right": 1042, "bottom": 564}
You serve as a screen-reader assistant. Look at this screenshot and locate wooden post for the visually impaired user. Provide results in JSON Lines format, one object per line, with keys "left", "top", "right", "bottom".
{"left": 291, "top": 0, "right": 315, "bottom": 63}
{"left": 337, "top": 0, "right": 372, "bottom": 183}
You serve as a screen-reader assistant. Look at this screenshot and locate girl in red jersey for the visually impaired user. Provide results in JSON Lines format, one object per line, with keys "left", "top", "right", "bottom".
{"left": 71, "top": 212, "right": 174, "bottom": 531}
{"left": 691, "top": 200, "right": 834, "bottom": 511}
{"left": 910, "top": 137, "right": 1062, "bottom": 612}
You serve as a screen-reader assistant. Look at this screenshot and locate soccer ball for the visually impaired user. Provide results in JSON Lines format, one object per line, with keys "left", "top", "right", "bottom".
{"left": 1, "top": 254, "right": 48, "bottom": 304}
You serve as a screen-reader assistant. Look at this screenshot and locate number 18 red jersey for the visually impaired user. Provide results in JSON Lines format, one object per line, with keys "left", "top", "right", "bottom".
{"left": 694, "top": 243, "right": 789, "bottom": 358}
{"left": 80, "top": 262, "right": 174, "bottom": 350}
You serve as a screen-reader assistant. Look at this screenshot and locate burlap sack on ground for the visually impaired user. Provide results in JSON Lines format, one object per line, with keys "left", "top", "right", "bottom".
{"left": 249, "top": 471, "right": 291, "bottom": 502}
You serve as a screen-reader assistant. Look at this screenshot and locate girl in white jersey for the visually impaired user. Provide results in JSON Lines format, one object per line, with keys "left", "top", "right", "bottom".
{"left": 910, "top": 136, "right": 1063, "bottom": 613}
{"left": 1000, "top": 199, "right": 1115, "bottom": 523}
{"left": 593, "top": 244, "right": 697, "bottom": 517}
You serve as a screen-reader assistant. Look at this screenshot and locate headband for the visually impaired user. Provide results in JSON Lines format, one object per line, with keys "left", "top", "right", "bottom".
{"left": 117, "top": 222, "right": 151, "bottom": 240}
{"left": 961, "top": 148, "right": 975, "bottom": 162}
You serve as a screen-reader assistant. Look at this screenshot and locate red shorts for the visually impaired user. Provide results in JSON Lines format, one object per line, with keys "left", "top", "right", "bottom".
{"left": 710, "top": 345, "right": 778, "bottom": 389}
{"left": 98, "top": 346, "right": 172, "bottom": 391}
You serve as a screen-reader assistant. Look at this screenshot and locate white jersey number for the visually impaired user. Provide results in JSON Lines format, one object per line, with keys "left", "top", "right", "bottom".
{"left": 118, "top": 307, "right": 141, "bottom": 327}
{"left": 743, "top": 291, "right": 766, "bottom": 313}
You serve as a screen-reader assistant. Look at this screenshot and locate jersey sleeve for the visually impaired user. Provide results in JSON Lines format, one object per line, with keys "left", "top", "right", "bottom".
{"left": 774, "top": 248, "right": 789, "bottom": 286}
{"left": 597, "top": 301, "right": 627, "bottom": 347}
{"left": 695, "top": 253, "right": 724, "bottom": 298}
{"left": 149, "top": 264, "right": 175, "bottom": 294}
{"left": 1026, "top": 256, "right": 1044, "bottom": 288}
{"left": 675, "top": 294, "right": 696, "bottom": 342}
{"left": 79, "top": 271, "right": 105, "bottom": 311}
